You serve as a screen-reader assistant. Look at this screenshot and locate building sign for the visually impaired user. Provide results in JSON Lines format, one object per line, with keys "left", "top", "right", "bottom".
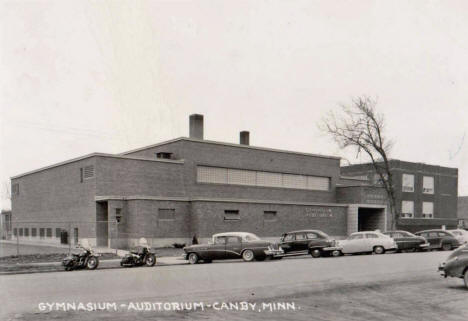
{"left": 364, "top": 192, "right": 387, "bottom": 205}
{"left": 305, "top": 207, "right": 334, "bottom": 218}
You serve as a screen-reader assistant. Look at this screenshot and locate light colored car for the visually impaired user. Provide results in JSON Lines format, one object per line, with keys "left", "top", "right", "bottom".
{"left": 448, "top": 229, "right": 468, "bottom": 245}
{"left": 337, "top": 231, "right": 397, "bottom": 255}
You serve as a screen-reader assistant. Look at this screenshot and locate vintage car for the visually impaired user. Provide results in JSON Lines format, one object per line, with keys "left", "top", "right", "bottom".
{"left": 438, "top": 243, "right": 468, "bottom": 288}
{"left": 336, "top": 231, "right": 397, "bottom": 255}
{"left": 183, "top": 232, "right": 284, "bottom": 264}
{"left": 414, "top": 229, "right": 460, "bottom": 251}
{"left": 383, "top": 230, "right": 430, "bottom": 252}
{"left": 448, "top": 229, "right": 468, "bottom": 245}
{"left": 279, "top": 230, "right": 341, "bottom": 258}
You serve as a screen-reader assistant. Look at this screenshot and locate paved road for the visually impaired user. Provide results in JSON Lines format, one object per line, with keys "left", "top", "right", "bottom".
{"left": 1, "top": 251, "right": 467, "bottom": 320}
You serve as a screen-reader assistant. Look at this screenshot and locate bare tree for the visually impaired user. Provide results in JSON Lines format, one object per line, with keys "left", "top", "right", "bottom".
{"left": 321, "top": 96, "right": 398, "bottom": 229}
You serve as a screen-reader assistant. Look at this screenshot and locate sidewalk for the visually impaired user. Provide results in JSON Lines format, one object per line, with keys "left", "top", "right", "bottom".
{"left": 0, "top": 256, "right": 188, "bottom": 275}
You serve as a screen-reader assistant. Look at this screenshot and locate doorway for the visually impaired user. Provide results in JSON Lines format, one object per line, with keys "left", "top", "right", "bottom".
{"left": 96, "top": 202, "right": 109, "bottom": 247}
{"left": 358, "top": 207, "right": 386, "bottom": 232}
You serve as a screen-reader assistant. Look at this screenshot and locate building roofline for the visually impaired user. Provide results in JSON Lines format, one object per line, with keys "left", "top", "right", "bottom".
{"left": 341, "top": 159, "right": 458, "bottom": 171}
{"left": 11, "top": 153, "right": 184, "bottom": 179}
{"left": 119, "top": 137, "right": 341, "bottom": 160}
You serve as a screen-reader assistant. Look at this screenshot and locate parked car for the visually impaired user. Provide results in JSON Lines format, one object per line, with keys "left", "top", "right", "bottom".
{"left": 183, "top": 232, "right": 284, "bottom": 264}
{"left": 438, "top": 243, "right": 468, "bottom": 288}
{"left": 414, "top": 229, "right": 460, "bottom": 251}
{"left": 383, "top": 230, "right": 430, "bottom": 252}
{"left": 279, "top": 230, "right": 341, "bottom": 258}
{"left": 336, "top": 231, "right": 397, "bottom": 255}
{"left": 448, "top": 229, "right": 468, "bottom": 245}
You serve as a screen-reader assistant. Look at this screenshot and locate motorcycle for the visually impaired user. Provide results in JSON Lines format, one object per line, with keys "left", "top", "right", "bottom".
{"left": 120, "top": 245, "right": 156, "bottom": 267}
{"left": 62, "top": 244, "right": 101, "bottom": 271}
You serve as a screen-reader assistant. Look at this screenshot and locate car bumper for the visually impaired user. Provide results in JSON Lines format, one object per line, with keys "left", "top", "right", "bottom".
{"left": 323, "top": 246, "right": 342, "bottom": 252}
{"left": 264, "top": 249, "right": 284, "bottom": 256}
{"left": 438, "top": 262, "right": 447, "bottom": 277}
{"left": 419, "top": 243, "right": 430, "bottom": 249}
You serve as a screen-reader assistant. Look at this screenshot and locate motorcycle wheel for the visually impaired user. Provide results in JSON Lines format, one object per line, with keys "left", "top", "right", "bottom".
{"left": 87, "top": 257, "right": 99, "bottom": 270}
{"left": 146, "top": 254, "right": 156, "bottom": 267}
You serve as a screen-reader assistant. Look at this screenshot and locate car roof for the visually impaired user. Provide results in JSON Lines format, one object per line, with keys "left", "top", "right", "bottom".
{"left": 415, "top": 229, "right": 449, "bottom": 233}
{"left": 212, "top": 232, "right": 257, "bottom": 238}
{"left": 285, "top": 230, "right": 326, "bottom": 234}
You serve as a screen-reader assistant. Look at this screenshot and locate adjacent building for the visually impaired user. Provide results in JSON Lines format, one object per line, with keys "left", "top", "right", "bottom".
{"left": 10, "top": 114, "right": 458, "bottom": 248}
{"left": 457, "top": 196, "right": 468, "bottom": 228}
{"left": 341, "top": 160, "right": 459, "bottom": 232}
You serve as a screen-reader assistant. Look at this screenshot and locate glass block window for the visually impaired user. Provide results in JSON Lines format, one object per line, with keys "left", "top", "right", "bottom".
{"left": 197, "top": 166, "right": 330, "bottom": 191}
{"left": 257, "top": 171, "right": 283, "bottom": 187}
{"left": 307, "top": 176, "right": 330, "bottom": 191}
{"left": 283, "top": 174, "right": 307, "bottom": 189}
{"left": 402, "top": 174, "right": 414, "bottom": 192}
{"left": 422, "top": 202, "right": 434, "bottom": 218}
{"left": 31, "top": 228, "right": 37, "bottom": 237}
{"left": 227, "top": 168, "right": 256, "bottom": 186}
{"left": 401, "top": 201, "right": 414, "bottom": 218}
{"left": 158, "top": 208, "right": 175, "bottom": 220}
{"left": 24, "top": 228, "right": 29, "bottom": 237}
{"left": 197, "top": 166, "right": 227, "bottom": 184}
{"left": 423, "top": 176, "right": 434, "bottom": 194}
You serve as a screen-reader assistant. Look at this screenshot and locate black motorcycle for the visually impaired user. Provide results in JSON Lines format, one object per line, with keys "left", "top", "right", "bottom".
{"left": 120, "top": 245, "right": 156, "bottom": 267}
{"left": 62, "top": 245, "right": 100, "bottom": 271}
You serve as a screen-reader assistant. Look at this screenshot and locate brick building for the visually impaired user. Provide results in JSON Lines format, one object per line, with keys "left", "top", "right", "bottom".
{"left": 458, "top": 196, "right": 468, "bottom": 228}
{"left": 341, "top": 160, "right": 459, "bottom": 232}
{"left": 11, "top": 114, "right": 434, "bottom": 248}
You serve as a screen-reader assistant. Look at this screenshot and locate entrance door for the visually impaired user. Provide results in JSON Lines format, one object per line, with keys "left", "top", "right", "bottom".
{"left": 96, "top": 202, "right": 109, "bottom": 247}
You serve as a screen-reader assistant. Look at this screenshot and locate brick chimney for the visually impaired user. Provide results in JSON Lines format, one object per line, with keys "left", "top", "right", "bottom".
{"left": 189, "top": 114, "right": 204, "bottom": 139}
{"left": 240, "top": 131, "right": 250, "bottom": 145}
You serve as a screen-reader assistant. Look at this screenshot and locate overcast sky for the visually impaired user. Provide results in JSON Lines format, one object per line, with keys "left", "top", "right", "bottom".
{"left": 1, "top": 0, "right": 468, "bottom": 210}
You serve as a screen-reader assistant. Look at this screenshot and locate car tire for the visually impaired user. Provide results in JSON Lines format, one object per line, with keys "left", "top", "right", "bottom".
{"left": 441, "top": 243, "right": 452, "bottom": 251}
{"left": 242, "top": 249, "right": 255, "bottom": 262}
{"left": 188, "top": 253, "right": 199, "bottom": 264}
{"left": 373, "top": 246, "right": 385, "bottom": 255}
{"left": 310, "top": 249, "right": 322, "bottom": 258}
{"left": 464, "top": 270, "right": 468, "bottom": 289}
{"left": 331, "top": 250, "right": 342, "bottom": 257}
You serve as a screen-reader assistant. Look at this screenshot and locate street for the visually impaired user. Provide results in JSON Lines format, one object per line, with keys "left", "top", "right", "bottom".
{"left": 1, "top": 251, "right": 467, "bottom": 321}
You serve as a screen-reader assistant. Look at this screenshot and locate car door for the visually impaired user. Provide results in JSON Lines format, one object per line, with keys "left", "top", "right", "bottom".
{"left": 210, "top": 236, "right": 227, "bottom": 260}
{"left": 365, "top": 233, "right": 380, "bottom": 251}
{"left": 281, "top": 233, "right": 296, "bottom": 253}
{"left": 225, "top": 236, "right": 242, "bottom": 259}
{"left": 306, "top": 232, "right": 324, "bottom": 248}
{"left": 342, "top": 234, "right": 366, "bottom": 253}
{"left": 391, "top": 232, "right": 407, "bottom": 250}
{"left": 425, "top": 232, "right": 439, "bottom": 249}
{"left": 294, "top": 232, "right": 309, "bottom": 252}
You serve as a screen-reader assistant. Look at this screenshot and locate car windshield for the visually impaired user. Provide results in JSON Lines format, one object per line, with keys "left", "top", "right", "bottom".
{"left": 243, "top": 233, "right": 261, "bottom": 242}
{"left": 451, "top": 231, "right": 461, "bottom": 236}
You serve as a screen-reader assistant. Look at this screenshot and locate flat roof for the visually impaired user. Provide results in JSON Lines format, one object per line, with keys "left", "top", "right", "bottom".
{"left": 120, "top": 137, "right": 341, "bottom": 160}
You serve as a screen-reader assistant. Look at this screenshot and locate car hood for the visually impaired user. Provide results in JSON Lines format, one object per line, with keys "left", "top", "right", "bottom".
{"left": 447, "top": 243, "right": 468, "bottom": 260}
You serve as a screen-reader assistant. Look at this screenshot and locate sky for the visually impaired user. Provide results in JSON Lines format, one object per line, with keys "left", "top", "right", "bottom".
{"left": 1, "top": 0, "right": 468, "bottom": 210}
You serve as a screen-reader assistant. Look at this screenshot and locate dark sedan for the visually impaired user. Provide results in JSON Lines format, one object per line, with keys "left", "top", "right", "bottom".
{"left": 438, "top": 243, "right": 468, "bottom": 288}
{"left": 383, "top": 230, "right": 430, "bottom": 252}
{"left": 183, "top": 232, "right": 284, "bottom": 264}
{"left": 279, "top": 230, "right": 341, "bottom": 258}
{"left": 415, "top": 229, "right": 460, "bottom": 251}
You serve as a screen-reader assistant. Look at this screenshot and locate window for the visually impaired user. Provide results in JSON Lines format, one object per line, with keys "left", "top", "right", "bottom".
{"left": 226, "top": 236, "right": 241, "bottom": 244}
{"left": 197, "top": 166, "right": 330, "bottom": 191}
{"left": 214, "top": 236, "right": 227, "bottom": 245}
{"left": 40, "top": 228, "right": 45, "bottom": 238}
{"left": 295, "top": 233, "right": 306, "bottom": 240}
{"left": 422, "top": 202, "right": 434, "bottom": 219}
{"left": 349, "top": 234, "right": 364, "bottom": 240}
{"left": 401, "top": 201, "right": 414, "bottom": 218}
{"left": 263, "top": 211, "right": 277, "bottom": 221}
{"left": 283, "top": 234, "right": 295, "bottom": 242}
{"left": 306, "top": 232, "right": 318, "bottom": 239}
{"left": 402, "top": 174, "right": 414, "bottom": 192}
{"left": 365, "top": 233, "right": 378, "bottom": 239}
{"left": 116, "top": 208, "right": 122, "bottom": 223}
{"left": 158, "top": 209, "right": 175, "bottom": 220}
{"left": 56, "top": 228, "right": 61, "bottom": 238}
{"left": 13, "top": 228, "right": 17, "bottom": 236}
{"left": 429, "top": 232, "right": 438, "bottom": 237}
{"left": 31, "top": 228, "right": 37, "bottom": 237}
{"left": 46, "top": 228, "right": 52, "bottom": 237}
{"left": 19, "top": 228, "right": 23, "bottom": 237}
{"left": 224, "top": 210, "right": 240, "bottom": 221}
{"left": 24, "top": 228, "right": 29, "bottom": 237}
{"left": 423, "top": 176, "right": 434, "bottom": 194}
{"left": 156, "top": 152, "right": 173, "bottom": 159}
{"left": 12, "top": 183, "right": 19, "bottom": 196}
